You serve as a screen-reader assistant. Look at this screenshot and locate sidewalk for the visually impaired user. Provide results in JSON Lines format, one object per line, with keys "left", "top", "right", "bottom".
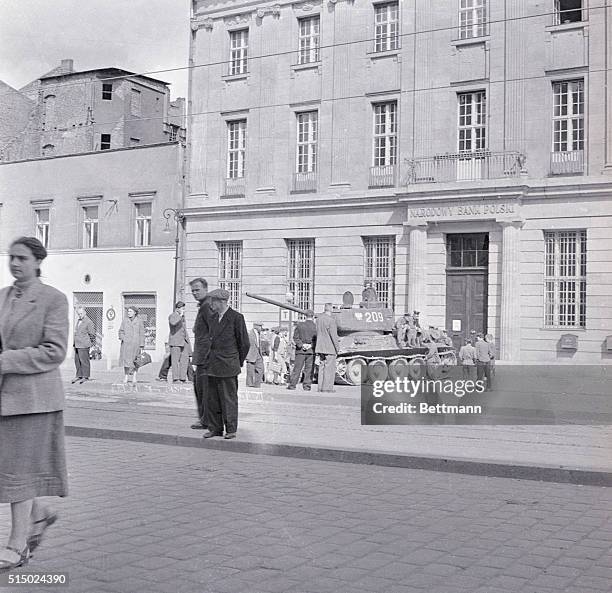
{"left": 61, "top": 367, "right": 612, "bottom": 486}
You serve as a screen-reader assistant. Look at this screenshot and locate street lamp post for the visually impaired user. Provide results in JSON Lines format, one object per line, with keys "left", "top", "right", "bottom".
{"left": 163, "top": 208, "right": 185, "bottom": 304}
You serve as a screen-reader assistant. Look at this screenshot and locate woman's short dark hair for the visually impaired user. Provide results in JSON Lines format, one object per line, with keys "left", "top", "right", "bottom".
{"left": 10, "top": 236, "right": 47, "bottom": 277}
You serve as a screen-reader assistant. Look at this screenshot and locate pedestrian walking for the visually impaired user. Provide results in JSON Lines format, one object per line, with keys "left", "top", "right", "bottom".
{"left": 287, "top": 309, "right": 317, "bottom": 391}
{"left": 190, "top": 277, "right": 212, "bottom": 429}
{"left": 72, "top": 306, "right": 96, "bottom": 384}
{"left": 203, "top": 289, "right": 249, "bottom": 440}
{"left": 0, "top": 237, "right": 69, "bottom": 570}
{"left": 315, "top": 303, "right": 340, "bottom": 393}
{"left": 458, "top": 338, "right": 476, "bottom": 379}
{"left": 168, "top": 301, "right": 191, "bottom": 383}
{"left": 245, "top": 323, "right": 265, "bottom": 387}
{"left": 118, "top": 306, "right": 145, "bottom": 385}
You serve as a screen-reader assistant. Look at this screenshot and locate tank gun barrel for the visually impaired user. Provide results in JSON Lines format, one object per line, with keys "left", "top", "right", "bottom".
{"left": 246, "top": 292, "right": 309, "bottom": 316}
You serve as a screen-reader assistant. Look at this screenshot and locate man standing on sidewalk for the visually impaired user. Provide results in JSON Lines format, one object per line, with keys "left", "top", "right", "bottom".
{"left": 287, "top": 309, "right": 317, "bottom": 391}
{"left": 72, "top": 306, "right": 96, "bottom": 384}
{"left": 203, "top": 289, "right": 249, "bottom": 440}
{"left": 245, "top": 322, "right": 265, "bottom": 388}
{"left": 315, "top": 303, "right": 340, "bottom": 393}
{"left": 475, "top": 333, "right": 494, "bottom": 391}
{"left": 190, "top": 278, "right": 211, "bottom": 429}
{"left": 168, "top": 301, "right": 191, "bottom": 383}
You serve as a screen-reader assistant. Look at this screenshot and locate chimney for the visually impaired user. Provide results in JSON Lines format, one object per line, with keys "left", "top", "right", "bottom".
{"left": 60, "top": 59, "right": 74, "bottom": 73}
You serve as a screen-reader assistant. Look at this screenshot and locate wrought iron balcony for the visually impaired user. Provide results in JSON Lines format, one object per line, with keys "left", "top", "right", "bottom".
{"left": 550, "top": 150, "right": 584, "bottom": 175}
{"left": 401, "top": 151, "right": 526, "bottom": 185}
{"left": 369, "top": 164, "right": 396, "bottom": 188}
{"left": 292, "top": 171, "right": 317, "bottom": 192}
{"left": 223, "top": 177, "right": 246, "bottom": 197}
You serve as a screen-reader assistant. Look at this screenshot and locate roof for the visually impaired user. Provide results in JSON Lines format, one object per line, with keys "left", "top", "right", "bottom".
{"left": 39, "top": 67, "right": 170, "bottom": 87}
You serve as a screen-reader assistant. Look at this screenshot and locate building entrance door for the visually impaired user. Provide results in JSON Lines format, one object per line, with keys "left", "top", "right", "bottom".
{"left": 445, "top": 233, "right": 489, "bottom": 350}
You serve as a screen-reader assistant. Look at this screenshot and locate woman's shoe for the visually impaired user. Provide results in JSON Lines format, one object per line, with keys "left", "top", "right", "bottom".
{"left": 28, "top": 513, "right": 58, "bottom": 554}
{"left": 0, "top": 545, "right": 29, "bottom": 570}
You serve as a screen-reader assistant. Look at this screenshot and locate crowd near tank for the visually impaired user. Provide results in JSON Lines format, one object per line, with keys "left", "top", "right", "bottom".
{"left": 246, "top": 289, "right": 456, "bottom": 386}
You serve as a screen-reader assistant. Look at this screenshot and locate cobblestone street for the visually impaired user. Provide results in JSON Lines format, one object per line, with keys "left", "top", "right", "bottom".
{"left": 1, "top": 437, "right": 611, "bottom": 593}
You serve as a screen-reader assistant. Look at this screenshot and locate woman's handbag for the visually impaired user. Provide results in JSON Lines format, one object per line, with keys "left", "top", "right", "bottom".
{"left": 134, "top": 351, "right": 152, "bottom": 369}
{"left": 268, "top": 359, "right": 282, "bottom": 374}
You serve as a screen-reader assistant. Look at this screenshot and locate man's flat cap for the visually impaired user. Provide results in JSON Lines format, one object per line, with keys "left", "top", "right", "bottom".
{"left": 208, "top": 288, "right": 230, "bottom": 301}
{"left": 305, "top": 309, "right": 315, "bottom": 317}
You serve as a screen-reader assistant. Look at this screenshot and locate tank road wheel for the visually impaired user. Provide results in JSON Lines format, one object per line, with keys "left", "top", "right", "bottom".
{"left": 388, "top": 358, "right": 410, "bottom": 380}
{"left": 345, "top": 358, "right": 368, "bottom": 386}
{"left": 407, "top": 357, "right": 427, "bottom": 380}
{"left": 367, "top": 359, "right": 388, "bottom": 383}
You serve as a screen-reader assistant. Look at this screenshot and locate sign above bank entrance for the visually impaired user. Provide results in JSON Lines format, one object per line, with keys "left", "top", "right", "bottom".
{"left": 408, "top": 201, "right": 519, "bottom": 221}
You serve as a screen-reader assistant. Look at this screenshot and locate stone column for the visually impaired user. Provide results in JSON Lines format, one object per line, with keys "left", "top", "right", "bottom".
{"left": 499, "top": 220, "right": 524, "bottom": 361}
{"left": 405, "top": 221, "right": 428, "bottom": 315}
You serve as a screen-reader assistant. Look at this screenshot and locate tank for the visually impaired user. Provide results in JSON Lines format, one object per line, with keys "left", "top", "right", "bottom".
{"left": 246, "top": 292, "right": 457, "bottom": 385}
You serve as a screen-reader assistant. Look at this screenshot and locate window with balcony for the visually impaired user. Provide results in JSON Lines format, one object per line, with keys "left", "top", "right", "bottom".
{"left": 554, "top": 0, "right": 583, "bottom": 25}
{"left": 374, "top": 2, "right": 399, "bottom": 52}
{"left": 551, "top": 80, "right": 584, "bottom": 175}
{"left": 371, "top": 101, "right": 397, "bottom": 187}
{"left": 35, "top": 208, "right": 50, "bottom": 248}
{"left": 229, "top": 29, "right": 249, "bottom": 75}
{"left": 298, "top": 16, "right": 320, "bottom": 64}
{"left": 134, "top": 202, "right": 152, "bottom": 247}
{"left": 459, "top": 0, "right": 487, "bottom": 39}
{"left": 225, "top": 120, "right": 247, "bottom": 196}
{"left": 287, "top": 239, "right": 315, "bottom": 312}
{"left": 363, "top": 236, "right": 395, "bottom": 307}
{"left": 544, "top": 230, "right": 586, "bottom": 328}
{"left": 294, "top": 111, "right": 318, "bottom": 191}
{"left": 102, "top": 83, "right": 113, "bottom": 100}
{"left": 217, "top": 241, "right": 243, "bottom": 310}
{"left": 82, "top": 205, "right": 99, "bottom": 248}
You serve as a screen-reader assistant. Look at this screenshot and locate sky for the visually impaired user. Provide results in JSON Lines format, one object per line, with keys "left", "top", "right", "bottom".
{"left": 0, "top": 0, "right": 191, "bottom": 99}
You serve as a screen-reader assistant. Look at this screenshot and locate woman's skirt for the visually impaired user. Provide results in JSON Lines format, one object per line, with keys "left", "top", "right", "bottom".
{"left": 0, "top": 411, "right": 68, "bottom": 502}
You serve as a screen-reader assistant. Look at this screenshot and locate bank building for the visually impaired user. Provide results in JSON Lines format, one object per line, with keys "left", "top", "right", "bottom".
{"left": 182, "top": 0, "right": 612, "bottom": 364}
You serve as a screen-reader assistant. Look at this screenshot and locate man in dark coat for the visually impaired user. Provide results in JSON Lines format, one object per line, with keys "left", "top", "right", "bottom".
{"left": 72, "top": 306, "right": 96, "bottom": 384}
{"left": 190, "top": 277, "right": 212, "bottom": 429}
{"left": 315, "top": 303, "right": 340, "bottom": 393}
{"left": 287, "top": 309, "right": 317, "bottom": 391}
{"left": 203, "top": 289, "right": 250, "bottom": 440}
{"left": 245, "top": 322, "right": 265, "bottom": 387}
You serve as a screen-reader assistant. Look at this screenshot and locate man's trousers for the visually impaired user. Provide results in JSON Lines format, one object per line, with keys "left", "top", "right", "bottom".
{"left": 246, "top": 356, "right": 264, "bottom": 387}
{"left": 170, "top": 345, "right": 190, "bottom": 381}
{"left": 289, "top": 352, "right": 315, "bottom": 388}
{"left": 194, "top": 365, "right": 208, "bottom": 426}
{"left": 205, "top": 376, "right": 239, "bottom": 435}
{"left": 317, "top": 353, "right": 337, "bottom": 392}
{"left": 74, "top": 347, "right": 91, "bottom": 379}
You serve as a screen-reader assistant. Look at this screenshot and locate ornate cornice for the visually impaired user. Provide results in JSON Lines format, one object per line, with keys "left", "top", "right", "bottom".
{"left": 256, "top": 4, "right": 281, "bottom": 19}
{"left": 224, "top": 12, "right": 252, "bottom": 27}
{"left": 292, "top": 1, "right": 322, "bottom": 12}
{"left": 191, "top": 16, "right": 214, "bottom": 31}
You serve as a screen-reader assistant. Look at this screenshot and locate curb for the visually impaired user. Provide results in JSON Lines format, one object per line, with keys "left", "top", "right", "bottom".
{"left": 65, "top": 425, "right": 612, "bottom": 487}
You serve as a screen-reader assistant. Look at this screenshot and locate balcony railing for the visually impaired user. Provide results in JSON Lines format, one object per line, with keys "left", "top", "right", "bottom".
{"left": 292, "top": 171, "right": 317, "bottom": 192}
{"left": 401, "top": 151, "right": 525, "bottom": 185}
{"left": 369, "top": 164, "right": 396, "bottom": 188}
{"left": 550, "top": 150, "right": 584, "bottom": 176}
{"left": 223, "top": 177, "right": 246, "bottom": 197}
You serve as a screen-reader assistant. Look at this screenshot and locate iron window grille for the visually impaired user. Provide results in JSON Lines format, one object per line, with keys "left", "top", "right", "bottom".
{"left": 363, "top": 236, "right": 395, "bottom": 308}
{"left": 218, "top": 241, "right": 243, "bottom": 311}
{"left": 286, "top": 239, "right": 315, "bottom": 314}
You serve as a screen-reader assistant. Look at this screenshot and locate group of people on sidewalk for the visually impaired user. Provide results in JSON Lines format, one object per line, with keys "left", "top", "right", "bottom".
{"left": 458, "top": 332, "right": 496, "bottom": 390}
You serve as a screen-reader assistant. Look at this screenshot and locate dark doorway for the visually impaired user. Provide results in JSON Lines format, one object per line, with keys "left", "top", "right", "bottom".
{"left": 445, "top": 233, "right": 489, "bottom": 350}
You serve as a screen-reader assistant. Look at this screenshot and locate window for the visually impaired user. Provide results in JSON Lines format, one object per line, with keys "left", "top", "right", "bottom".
{"left": 83, "top": 205, "right": 99, "bottom": 248}
{"left": 459, "top": 0, "right": 487, "bottom": 39}
{"left": 298, "top": 16, "right": 320, "bottom": 64}
{"left": 134, "top": 202, "right": 152, "bottom": 247}
{"left": 73, "top": 292, "right": 103, "bottom": 351}
{"left": 217, "top": 242, "right": 242, "bottom": 310}
{"left": 373, "top": 102, "right": 397, "bottom": 166}
{"left": 130, "top": 88, "right": 142, "bottom": 117}
{"left": 458, "top": 91, "right": 486, "bottom": 153}
{"left": 544, "top": 230, "right": 586, "bottom": 328}
{"left": 446, "top": 233, "right": 489, "bottom": 268}
{"left": 552, "top": 80, "right": 584, "bottom": 152}
{"left": 296, "top": 112, "right": 318, "bottom": 173}
{"left": 287, "top": 239, "right": 315, "bottom": 313}
{"left": 42, "top": 144, "right": 55, "bottom": 157}
{"left": 374, "top": 2, "right": 399, "bottom": 52}
{"left": 555, "top": 0, "right": 583, "bottom": 24}
{"left": 168, "top": 125, "right": 178, "bottom": 142}
{"left": 130, "top": 137, "right": 141, "bottom": 147}
{"left": 35, "top": 208, "right": 50, "bottom": 248}
{"left": 363, "top": 236, "right": 395, "bottom": 307}
{"left": 102, "top": 83, "right": 113, "bottom": 100}
{"left": 227, "top": 120, "right": 247, "bottom": 179}
{"left": 100, "top": 134, "right": 111, "bottom": 150}
{"left": 124, "top": 293, "right": 157, "bottom": 349}
{"left": 229, "top": 29, "right": 249, "bottom": 75}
